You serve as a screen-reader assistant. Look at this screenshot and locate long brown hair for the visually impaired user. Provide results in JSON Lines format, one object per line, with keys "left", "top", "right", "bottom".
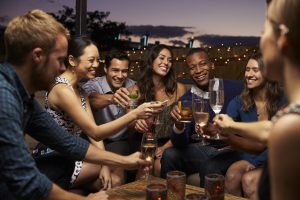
{"left": 137, "top": 44, "right": 177, "bottom": 102}
{"left": 240, "top": 51, "right": 283, "bottom": 118}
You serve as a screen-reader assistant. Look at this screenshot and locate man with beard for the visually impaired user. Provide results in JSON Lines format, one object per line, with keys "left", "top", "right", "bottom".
{"left": 0, "top": 10, "right": 151, "bottom": 200}
{"left": 160, "top": 48, "right": 243, "bottom": 187}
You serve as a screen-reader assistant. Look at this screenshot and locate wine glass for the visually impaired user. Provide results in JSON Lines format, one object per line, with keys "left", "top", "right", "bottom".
{"left": 141, "top": 132, "right": 157, "bottom": 180}
{"left": 209, "top": 78, "right": 224, "bottom": 139}
{"left": 192, "top": 95, "right": 210, "bottom": 145}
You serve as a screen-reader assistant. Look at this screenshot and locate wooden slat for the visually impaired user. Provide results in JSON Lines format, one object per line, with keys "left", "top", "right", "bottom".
{"left": 107, "top": 177, "right": 248, "bottom": 200}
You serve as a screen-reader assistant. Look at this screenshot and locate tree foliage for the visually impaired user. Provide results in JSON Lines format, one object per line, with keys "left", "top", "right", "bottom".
{"left": 50, "top": 6, "right": 131, "bottom": 50}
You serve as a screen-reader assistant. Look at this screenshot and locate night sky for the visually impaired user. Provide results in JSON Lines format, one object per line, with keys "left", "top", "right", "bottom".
{"left": 0, "top": 0, "right": 267, "bottom": 45}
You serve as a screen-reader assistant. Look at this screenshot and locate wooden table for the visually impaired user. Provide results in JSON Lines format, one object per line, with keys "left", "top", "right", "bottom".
{"left": 107, "top": 177, "right": 247, "bottom": 200}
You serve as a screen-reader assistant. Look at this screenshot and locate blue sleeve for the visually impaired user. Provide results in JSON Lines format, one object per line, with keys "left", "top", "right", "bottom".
{"left": 0, "top": 87, "right": 52, "bottom": 200}
{"left": 27, "top": 100, "right": 89, "bottom": 161}
{"left": 226, "top": 96, "right": 242, "bottom": 122}
{"left": 170, "top": 121, "right": 194, "bottom": 148}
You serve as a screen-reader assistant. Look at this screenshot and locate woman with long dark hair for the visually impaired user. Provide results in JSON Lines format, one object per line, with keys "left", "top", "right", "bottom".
{"left": 129, "top": 44, "right": 186, "bottom": 176}
{"left": 224, "top": 51, "right": 286, "bottom": 199}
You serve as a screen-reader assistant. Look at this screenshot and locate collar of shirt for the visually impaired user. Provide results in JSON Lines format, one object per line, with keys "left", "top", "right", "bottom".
{"left": 191, "top": 85, "right": 209, "bottom": 99}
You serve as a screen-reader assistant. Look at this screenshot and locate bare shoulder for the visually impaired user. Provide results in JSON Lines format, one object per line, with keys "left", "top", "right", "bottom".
{"left": 48, "top": 84, "right": 77, "bottom": 109}
{"left": 270, "top": 114, "right": 300, "bottom": 145}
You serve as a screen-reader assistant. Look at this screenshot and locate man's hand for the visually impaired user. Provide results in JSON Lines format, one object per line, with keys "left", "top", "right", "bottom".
{"left": 113, "top": 87, "right": 130, "bottom": 108}
{"left": 123, "top": 152, "right": 152, "bottom": 170}
{"left": 99, "top": 165, "right": 112, "bottom": 190}
{"left": 170, "top": 105, "right": 184, "bottom": 131}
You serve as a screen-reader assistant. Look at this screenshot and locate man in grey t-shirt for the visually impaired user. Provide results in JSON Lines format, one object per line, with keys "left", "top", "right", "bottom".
{"left": 83, "top": 49, "right": 135, "bottom": 184}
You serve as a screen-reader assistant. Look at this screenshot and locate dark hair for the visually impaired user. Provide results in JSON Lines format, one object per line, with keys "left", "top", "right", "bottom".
{"left": 137, "top": 44, "right": 176, "bottom": 102}
{"left": 104, "top": 48, "right": 130, "bottom": 68}
{"left": 240, "top": 50, "right": 283, "bottom": 118}
{"left": 66, "top": 36, "right": 96, "bottom": 66}
{"left": 186, "top": 48, "right": 209, "bottom": 59}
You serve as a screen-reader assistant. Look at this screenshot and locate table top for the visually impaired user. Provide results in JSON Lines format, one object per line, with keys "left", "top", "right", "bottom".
{"left": 107, "top": 177, "right": 247, "bottom": 200}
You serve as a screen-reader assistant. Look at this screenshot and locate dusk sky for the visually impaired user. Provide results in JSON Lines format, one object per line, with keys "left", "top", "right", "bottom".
{"left": 0, "top": 0, "right": 267, "bottom": 45}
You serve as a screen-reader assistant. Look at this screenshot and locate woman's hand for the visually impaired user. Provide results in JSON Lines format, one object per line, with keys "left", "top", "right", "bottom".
{"left": 213, "top": 114, "right": 235, "bottom": 137}
{"left": 132, "top": 102, "right": 163, "bottom": 119}
{"left": 99, "top": 165, "right": 112, "bottom": 190}
{"left": 134, "top": 119, "right": 149, "bottom": 133}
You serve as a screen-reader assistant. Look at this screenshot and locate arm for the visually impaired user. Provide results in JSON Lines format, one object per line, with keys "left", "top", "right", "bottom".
{"left": 48, "top": 84, "right": 161, "bottom": 141}
{"left": 214, "top": 114, "right": 271, "bottom": 145}
{"left": 225, "top": 134, "right": 266, "bottom": 154}
{"left": 27, "top": 101, "right": 150, "bottom": 171}
{"left": 88, "top": 87, "right": 131, "bottom": 110}
{"left": 269, "top": 114, "right": 300, "bottom": 200}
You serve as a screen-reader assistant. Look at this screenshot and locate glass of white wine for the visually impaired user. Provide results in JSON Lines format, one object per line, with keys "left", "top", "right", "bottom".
{"left": 192, "top": 95, "right": 210, "bottom": 145}
{"left": 141, "top": 132, "right": 157, "bottom": 181}
{"left": 209, "top": 78, "right": 224, "bottom": 140}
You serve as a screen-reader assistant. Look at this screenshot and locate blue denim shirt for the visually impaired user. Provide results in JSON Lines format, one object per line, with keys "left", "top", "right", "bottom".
{"left": 0, "top": 63, "right": 89, "bottom": 200}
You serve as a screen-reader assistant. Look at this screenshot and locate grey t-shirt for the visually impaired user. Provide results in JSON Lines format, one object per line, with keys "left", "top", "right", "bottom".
{"left": 82, "top": 76, "right": 136, "bottom": 141}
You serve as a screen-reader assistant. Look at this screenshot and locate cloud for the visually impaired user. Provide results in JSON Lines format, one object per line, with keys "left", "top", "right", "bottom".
{"left": 0, "top": 16, "right": 9, "bottom": 25}
{"left": 127, "top": 25, "right": 194, "bottom": 38}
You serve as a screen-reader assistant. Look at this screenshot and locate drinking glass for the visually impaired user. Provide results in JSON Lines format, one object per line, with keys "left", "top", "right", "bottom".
{"left": 178, "top": 99, "right": 192, "bottom": 123}
{"left": 209, "top": 78, "right": 224, "bottom": 139}
{"left": 204, "top": 174, "right": 225, "bottom": 200}
{"left": 146, "top": 183, "right": 167, "bottom": 200}
{"left": 141, "top": 132, "right": 157, "bottom": 180}
{"left": 167, "top": 170, "right": 186, "bottom": 200}
{"left": 127, "top": 88, "right": 139, "bottom": 109}
{"left": 192, "top": 96, "right": 210, "bottom": 145}
{"left": 185, "top": 193, "right": 209, "bottom": 200}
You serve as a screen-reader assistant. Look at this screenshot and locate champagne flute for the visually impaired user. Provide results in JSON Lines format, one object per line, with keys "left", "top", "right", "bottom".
{"left": 192, "top": 95, "right": 210, "bottom": 145}
{"left": 141, "top": 131, "right": 157, "bottom": 180}
{"left": 209, "top": 78, "right": 224, "bottom": 139}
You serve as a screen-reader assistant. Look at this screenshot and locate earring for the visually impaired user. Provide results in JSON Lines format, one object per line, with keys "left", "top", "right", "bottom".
{"left": 72, "top": 67, "right": 75, "bottom": 74}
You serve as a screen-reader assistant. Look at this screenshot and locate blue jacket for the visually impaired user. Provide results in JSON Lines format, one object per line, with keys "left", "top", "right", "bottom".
{"left": 171, "top": 80, "right": 244, "bottom": 148}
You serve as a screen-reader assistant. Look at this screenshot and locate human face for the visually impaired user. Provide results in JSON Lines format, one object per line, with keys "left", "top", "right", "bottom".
{"left": 245, "top": 59, "right": 265, "bottom": 89}
{"left": 152, "top": 48, "right": 172, "bottom": 77}
{"left": 105, "top": 58, "right": 129, "bottom": 90}
{"left": 260, "top": 3, "right": 284, "bottom": 81}
{"left": 186, "top": 51, "right": 212, "bottom": 89}
{"left": 32, "top": 34, "right": 68, "bottom": 91}
{"left": 76, "top": 44, "right": 100, "bottom": 80}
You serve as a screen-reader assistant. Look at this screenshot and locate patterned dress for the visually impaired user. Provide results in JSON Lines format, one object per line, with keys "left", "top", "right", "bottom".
{"left": 34, "top": 77, "right": 88, "bottom": 187}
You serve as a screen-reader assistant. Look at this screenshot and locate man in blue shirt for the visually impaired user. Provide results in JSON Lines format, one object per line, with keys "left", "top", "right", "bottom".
{"left": 83, "top": 49, "right": 136, "bottom": 185}
{"left": 0, "top": 9, "right": 149, "bottom": 200}
{"left": 160, "top": 48, "right": 243, "bottom": 187}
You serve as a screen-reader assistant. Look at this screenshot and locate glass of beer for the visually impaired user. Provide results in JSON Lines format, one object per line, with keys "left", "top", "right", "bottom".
{"left": 146, "top": 183, "right": 167, "bottom": 200}
{"left": 178, "top": 99, "right": 192, "bottom": 123}
{"left": 205, "top": 174, "right": 225, "bottom": 200}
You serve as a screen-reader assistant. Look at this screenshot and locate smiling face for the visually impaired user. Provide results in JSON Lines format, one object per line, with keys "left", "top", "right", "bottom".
{"left": 76, "top": 44, "right": 100, "bottom": 80}
{"left": 152, "top": 48, "right": 172, "bottom": 77}
{"left": 245, "top": 58, "right": 265, "bottom": 89}
{"left": 186, "top": 51, "right": 213, "bottom": 89}
{"left": 104, "top": 58, "right": 129, "bottom": 90}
